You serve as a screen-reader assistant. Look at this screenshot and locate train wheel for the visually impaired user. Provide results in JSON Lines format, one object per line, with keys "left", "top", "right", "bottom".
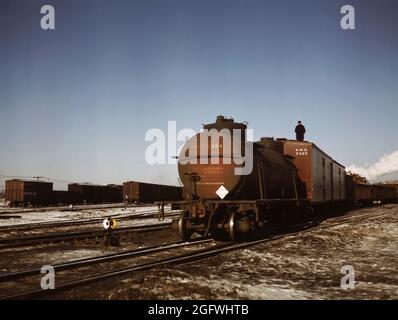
{"left": 178, "top": 211, "right": 192, "bottom": 241}
{"left": 228, "top": 211, "right": 252, "bottom": 241}
{"left": 228, "top": 211, "right": 238, "bottom": 241}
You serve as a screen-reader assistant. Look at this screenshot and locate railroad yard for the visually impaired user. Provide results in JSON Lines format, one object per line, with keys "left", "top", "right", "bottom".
{"left": 1, "top": 117, "right": 397, "bottom": 301}
{"left": 1, "top": 0, "right": 397, "bottom": 309}
{"left": 0, "top": 202, "right": 396, "bottom": 300}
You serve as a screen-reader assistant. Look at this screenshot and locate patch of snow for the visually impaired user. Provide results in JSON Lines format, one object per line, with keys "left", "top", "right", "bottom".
{"left": 0, "top": 205, "right": 173, "bottom": 227}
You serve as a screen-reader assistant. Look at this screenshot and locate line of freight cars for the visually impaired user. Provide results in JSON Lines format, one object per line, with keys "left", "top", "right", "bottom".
{"left": 5, "top": 180, "right": 124, "bottom": 207}
{"left": 173, "top": 116, "right": 397, "bottom": 241}
{"left": 5, "top": 180, "right": 183, "bottom": 207}
{"left": 345, "top": 178, "right": 397, "bottom": 204}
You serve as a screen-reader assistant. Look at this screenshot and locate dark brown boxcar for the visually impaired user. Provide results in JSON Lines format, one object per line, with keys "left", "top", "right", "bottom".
{"left": 5, "top": 179, "right": 53, "bottom": 207}
{"left": 51, "top": 190, "right": 81, "bottom": 205}
{"left": 123, "top": 181, "right": 182, "bottom": 204}
{"left": 372, "top": 184, "right": 396, "bottom": 201}
{"left": 105, "top": 184, "right": 123, "bottom": 203}
{"left": 353, "top": 184, "right": 373, "bottom": 203}
{"left": 68, "top": 183, "right": 103, "bottom": 204}
{"left": 68, "top": 183, "right": 123, "bottom": 204}
{"left": 379, "top": 183, "right": 398, "bottom": 200}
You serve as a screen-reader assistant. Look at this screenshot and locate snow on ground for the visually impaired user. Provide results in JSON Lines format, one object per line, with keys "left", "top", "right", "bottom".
{"left": 0, "top": 199, "right": 8, "bottom": 208}
{"left": 0, "top": 205, "right": 173, "bottom": 227}
{"left": 0, "top": 247, "right": 107, "bottom": 273}
{"left": 158, "top": 274, "right": 315, "bottom": 300}
{"left": 65, "top": 204, "right": 398, "bottom": 300}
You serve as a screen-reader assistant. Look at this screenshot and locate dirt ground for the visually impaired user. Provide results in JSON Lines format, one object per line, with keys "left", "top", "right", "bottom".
{"left": 47, "top": 204, "right": 398, "bottom": 300}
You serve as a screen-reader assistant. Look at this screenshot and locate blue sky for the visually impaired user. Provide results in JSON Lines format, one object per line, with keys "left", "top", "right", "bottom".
{"left": 0, "top": 0, "right": 397, "bottom": 189}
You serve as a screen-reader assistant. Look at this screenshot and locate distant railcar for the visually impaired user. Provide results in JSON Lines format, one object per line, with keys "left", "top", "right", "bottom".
{"left": 5, "top": 180, "right": 53, "bottom": 207}
{"left": 105, "top": 184, "right": 123, "bottom": 203}
{"left": 353, "top": 183, "right": 373, "bottom": 204}
{"left": 123, "top": 181, "right": 182, "bottom": 204}
{"left": 383, "top": 183, "right": 398, "bottom": 194}
{"left": 379, "top": 183, "right": 398, "bottom": 199}
{"left": 68, "top": 183, "right": 122, "bottom": 204}
{"left": 371, "top": 184, "right": 396, "bottom": 202}
{"left": 351, "top": 183, "right": 396, "bottom": 204}
{"left": 68, "top": 183, "right": 102, "bottom": 204}
{"left": 51, "top": 190, "right": 81, "bottom": 205}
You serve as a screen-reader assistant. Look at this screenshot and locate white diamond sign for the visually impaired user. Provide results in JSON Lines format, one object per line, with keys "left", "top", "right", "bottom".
{"left": 216, "top": 185, "right": 229, "bottom": 199}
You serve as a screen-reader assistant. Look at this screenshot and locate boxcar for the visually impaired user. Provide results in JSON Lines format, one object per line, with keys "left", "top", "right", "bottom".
{"left": 352, "top": 183, "right": 396, "bottom": 204}
{"left": 68, "top": 183, "right": 123, "bottom": 204}
{"left": 378, "top": 183, "right": 398, "bottom": 200}
{"left": 281, "top": 140, "right": 346, "bottom": 204}
{"left": 68, "top": 183, "right": 105, "bottom": 204}
{"left": 353, "top": 184, "right": 373, "bottom": 204}
{"left": 104, "top": 184, "right": 123, "bottom": 203}
{"left": 5, "top": 179, "right": 53, "bottom": 207}
{"left": 371, "top": 184, "right": 396, "bottom": 202}
{"left": 381, "top": 183, "right": 398, "bottom": 195}
{"left": 123, "top": 181, "right": 182, "bottom": 204}
{"left": 51, "top": 190, "right": 81, "bottom": 205}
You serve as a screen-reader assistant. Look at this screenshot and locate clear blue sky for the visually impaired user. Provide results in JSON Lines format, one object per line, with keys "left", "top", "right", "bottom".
{"left": 0, "top": 0, "right": 397, "bottom": 189}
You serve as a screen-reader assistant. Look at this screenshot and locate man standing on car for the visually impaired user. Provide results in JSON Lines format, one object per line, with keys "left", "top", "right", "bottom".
{"left": 295, "top": 121, "right": 306, "bottom": 141}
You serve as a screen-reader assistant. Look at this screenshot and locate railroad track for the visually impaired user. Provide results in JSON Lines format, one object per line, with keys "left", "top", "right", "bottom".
{"left": 0, "top": 238, "right": 216, "bottom": 300}
{"left": 0, "top": 238, "right": 213, "bottom": 282}
{"left": 0, "top": 208, "right": 179, "bottom": 234}
{"left": 0, "top": 203, "right": 151, "bottom": 215}
{"left": 0, "top": 222, "right": 173, "bottom": 249}
{"left": 1, "top": 208, "right": 392, "bottom": 300}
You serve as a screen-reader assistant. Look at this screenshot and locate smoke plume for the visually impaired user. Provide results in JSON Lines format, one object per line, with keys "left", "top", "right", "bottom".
{"left": 346, "top": 150, "right": 398, "bottom": 181}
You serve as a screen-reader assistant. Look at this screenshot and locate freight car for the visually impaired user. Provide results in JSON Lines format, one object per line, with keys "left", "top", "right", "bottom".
{"left": 353, "top": 183, "right": 373, "bottom": 204}
{"left": 5, "top": 180, "right": 124, "bottom": 207}
{"left": 281, "top": 139, "right": 346, "bottom": 204}
{"left": 67, "top": 183, "right": 123, "bottom": 204}
{"left": 105, "top": 184, "right": 123, "bottom": 203}
{"left": 51, "top": 190, "right": 81, "bottom": 205}
{"left": 371, "top": 184, "right": 396, "bottom": 202}
{"left": 379, "top": 182, "right": 398, "bottom": 198}
{"left": 5, "top": 180, "right": 53, "bottom": 207}
{"left": 344, "top": 176, "right": 397, "bottom": 205}
{"left": 68, "top": 183, "right": 104, "bottom": 204}
{"left": 123, "top": 181, "right": 182, "bottom": 204}
{"left": 353, "top": 183, "right": 396, "bottom": 204}
{"left": 173, "top": 116, "right": 396, "bottom": 241}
